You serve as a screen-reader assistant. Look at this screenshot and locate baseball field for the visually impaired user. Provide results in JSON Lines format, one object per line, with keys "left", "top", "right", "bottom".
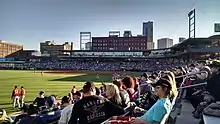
{"left": 0, "top": 70, "right": 141, "bottom": 114}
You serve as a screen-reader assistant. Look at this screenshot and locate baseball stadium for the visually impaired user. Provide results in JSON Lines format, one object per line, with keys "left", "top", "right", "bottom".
{"left": 0, "top": 34, "right": 220, "bottom": 124}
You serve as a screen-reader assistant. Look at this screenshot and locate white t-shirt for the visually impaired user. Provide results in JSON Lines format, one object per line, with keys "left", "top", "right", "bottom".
{"left": 58, "top": 104, "right": 74, "bottom": 124}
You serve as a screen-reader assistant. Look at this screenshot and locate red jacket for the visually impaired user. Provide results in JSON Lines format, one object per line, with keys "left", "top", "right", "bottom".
{"left": 12, "top": 88, "right": 20, "bottom": 97}
{"left": 21, "top": 89, "right": 25, "bottom": 96}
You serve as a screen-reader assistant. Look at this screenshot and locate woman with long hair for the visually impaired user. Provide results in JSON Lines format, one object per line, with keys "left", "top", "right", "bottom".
{"left": 164, "top": 71, "right": 178, "bottom": 98}
{"left": 105, "top": 83, "right": 122, "bottom": 106}
{"left": 131, "top": 77, "right": 172, "bottom": 124}
{"left": 122, "top": 76, "right": 136, "bottom": 101}
{"left": 113, "top": 80, "right": 130, "bottom": 108}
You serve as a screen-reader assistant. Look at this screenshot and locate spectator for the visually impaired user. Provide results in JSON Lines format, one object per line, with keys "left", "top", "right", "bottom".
{"left": 33, "top": 91, "right": 45, "bottom": 108}
{"left": 122, "top": 76, "right": 136, "bottom": 101}
{"left": 68, "top": 81, "right": 125, "bottom": 124}
{"left": 41, "top": 96, "right": 56, "bottom": 113}
{"left": 188, "top": 64, "right": 199, "bottom": 74}
{"left": 68, "top": 92, "right": 73, "bottom": 103}
{"left": 71, "top": 86, "right": 77, "bottom": 94}
{"left": 163, "top": 71, "right": 178, "bottom": 98}
{"left": 16, "top": 104, "right": 38, "bottom": 124}
{"left": 95, "top": 87, "right": 102, "bottom": 97}
{"left": 100, "top": 86, "right": 104, "bottom": 95}
{"left": 131, "top": 78, "right": 172, "bottom": 124}
{"left": 72, "top": 91, "right": 82, "bottom": 103}
{"left": 174, "top": 66, "right": 185, "bottom": 87}
{"left": 152, "top": 72, "right": 160, "bottom": 82}
{"left": 193, "top": 61, "right": 220, "bottom": 119}
{"left": 51, "top": 94, "right": 60, "bottom": 109}
{"left": 132, "top": 77, "right": 140, "bottom": 99}
{"left": 113, "top": 80, "right": 130, "bottom": 108}
{"left": 58, "top": 96, "right": 73, "bottom": 124}
{"left": 139, "top": 73, "right": 152, "bottom": 95}
{"left": 189, "top": 61, "right": 212, "bottom": 112}
{"left": 32, "top": 96, "right": 61, "bottom": 124}
{"left": 148, "top": 75, "right": 156, "bottom": 84}
{"left": 60, "top": 96, "right": 71, "bottom": 109}
{"left": 105, "top": 84, "right": 123, "bottom": 107}
{"left": 196, "top": 60, "right": 211, "bottom": 80}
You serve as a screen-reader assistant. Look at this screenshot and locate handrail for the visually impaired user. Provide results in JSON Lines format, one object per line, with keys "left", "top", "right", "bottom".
{"left": 175, "top": 71, "right": 208, "bottom": 78}
{"left": 177, "top": 71, "right": 208, "bottom": 88}
{"left": 178, "top": 82, "right": 207, "bottom": 89}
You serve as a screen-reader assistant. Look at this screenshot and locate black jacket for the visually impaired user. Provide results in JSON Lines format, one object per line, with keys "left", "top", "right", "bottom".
{"left": 206, "top": 71, "right": 220, "bottom": 101}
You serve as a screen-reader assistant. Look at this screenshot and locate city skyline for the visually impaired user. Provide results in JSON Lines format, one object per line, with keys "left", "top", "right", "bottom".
{"left": 0, "top": 0, "right": 220, "bottom": 50}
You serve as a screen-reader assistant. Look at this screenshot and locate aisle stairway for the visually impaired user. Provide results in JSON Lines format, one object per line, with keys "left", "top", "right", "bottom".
{"left": 176, "top": 100, "right": 200, "bottom": 124}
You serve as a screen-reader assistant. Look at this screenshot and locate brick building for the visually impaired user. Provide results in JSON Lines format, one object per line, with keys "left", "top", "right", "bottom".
{"left": 40, "top": 41, "right": 73, "bottom": 56}
{"left": 92, "top": 36, "right": 154, "bottom": 51}
{"left": 0, "top": 41, "right": 23, "bottom": 58}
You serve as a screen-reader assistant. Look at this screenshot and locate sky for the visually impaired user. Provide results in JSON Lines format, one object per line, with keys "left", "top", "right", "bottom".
{"left": 0, "top": 0, "right": 220, "bottom": 50}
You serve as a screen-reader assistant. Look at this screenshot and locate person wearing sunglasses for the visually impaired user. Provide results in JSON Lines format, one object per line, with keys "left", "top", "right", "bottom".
{"left": 131, "top": 78, "right": 172, "bottom": 124}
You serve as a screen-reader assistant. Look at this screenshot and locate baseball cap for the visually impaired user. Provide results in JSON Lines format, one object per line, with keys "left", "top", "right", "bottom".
{"left": 152, "top": 78, "right": 172, "bottom": 90}
{"left": 46, "top": 96, "right": 55, "bottom": 107}
{"left": 83, "top": 81, "right": 95, "bottom": 93}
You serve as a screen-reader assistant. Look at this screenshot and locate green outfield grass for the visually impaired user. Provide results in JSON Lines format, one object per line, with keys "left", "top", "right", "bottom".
{"left": 0, "top": 70, "right": 104, "bottom": 114}
{"left": 0, "top": 70, "right": 141, "bottom": 114}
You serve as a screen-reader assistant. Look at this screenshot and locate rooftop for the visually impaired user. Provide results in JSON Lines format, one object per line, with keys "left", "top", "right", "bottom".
{"left": 0, "top": 40, "right": 23, "bottom": 47}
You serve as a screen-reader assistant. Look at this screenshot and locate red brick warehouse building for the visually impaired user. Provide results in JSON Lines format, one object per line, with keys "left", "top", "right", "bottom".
{"left": 0, "top": 40, "right": 23, "bottom": 58}
{"left": 92, "top": 31, "right": 154, "bottom": 51}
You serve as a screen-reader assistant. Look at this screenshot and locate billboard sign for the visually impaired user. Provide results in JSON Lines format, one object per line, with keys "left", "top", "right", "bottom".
{"left": 214, "top": 23, "right": 220, "bottom": 32}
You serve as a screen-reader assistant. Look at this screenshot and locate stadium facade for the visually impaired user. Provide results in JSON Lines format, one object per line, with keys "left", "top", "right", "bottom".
{"left": 0, "top": 41, "right": 23, "bottom": 58}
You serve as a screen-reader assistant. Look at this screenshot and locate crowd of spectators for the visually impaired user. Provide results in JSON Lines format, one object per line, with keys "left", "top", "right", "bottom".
{"left": 18, "top": 59, "right": 188, "bottom": 72}
{"left": 1, "top": 59, "right": 220, "bottom": 124}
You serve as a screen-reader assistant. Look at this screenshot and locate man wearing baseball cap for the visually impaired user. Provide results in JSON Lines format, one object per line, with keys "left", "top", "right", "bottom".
{"left": 68, "top": 81, "right": 125, "bottom": 124}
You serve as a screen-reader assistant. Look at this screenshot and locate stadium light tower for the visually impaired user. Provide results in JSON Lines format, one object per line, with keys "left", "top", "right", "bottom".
{"left": 188, "top": 9, "right": 196, "bottom": 38}
{"left": 80, "top": 32, "right": 91, "bottom": 50}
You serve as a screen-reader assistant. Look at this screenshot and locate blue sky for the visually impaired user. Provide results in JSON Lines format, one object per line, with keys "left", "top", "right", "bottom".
{"left": 0, "top": 0, "right": 219, "bottom": 50}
